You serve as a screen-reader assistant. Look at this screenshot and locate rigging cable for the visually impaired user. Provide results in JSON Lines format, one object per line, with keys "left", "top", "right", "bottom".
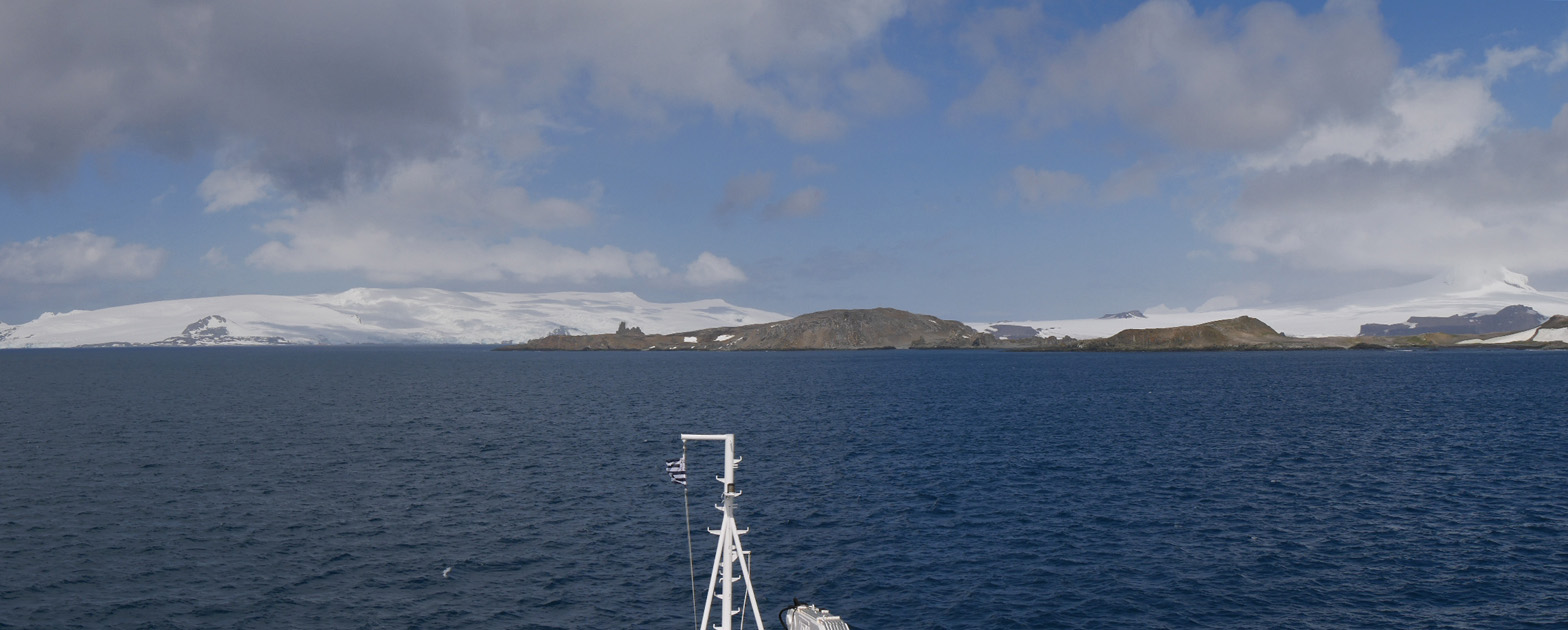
{"left": 683, "top": 441, "right": 698, "bottom": 630}
{"left": 738, "top": 583, "right": 747, "bottom": 630}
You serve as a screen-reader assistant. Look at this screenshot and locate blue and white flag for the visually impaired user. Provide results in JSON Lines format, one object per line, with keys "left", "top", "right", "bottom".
{"left": 664, "top": 456, "right": 687, "bottom": 485}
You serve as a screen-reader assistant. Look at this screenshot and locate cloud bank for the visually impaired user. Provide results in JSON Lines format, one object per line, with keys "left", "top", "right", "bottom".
{"left": 957, "top": 0, "right": 1396, "bottom": 151}
{"left": 0, "top": 0, "right": 915, "bottom": 199}
{"left": 0, "top": 232, "right": 165, "bottom": 284}
{"left": 967, "top": 0, "right": 1568, "bottom": 276}
{"left": 0, "top": 0, "right": 919, "bottom": 293}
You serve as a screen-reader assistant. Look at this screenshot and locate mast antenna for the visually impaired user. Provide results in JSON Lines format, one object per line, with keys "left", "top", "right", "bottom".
{"left": 682, "top": 434, "right": 768, "bottom": 630}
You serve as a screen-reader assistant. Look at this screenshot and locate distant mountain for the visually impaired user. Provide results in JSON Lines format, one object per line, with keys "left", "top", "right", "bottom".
{"left": 505, "top": 308, "right": 989, "bottom": 351}
{"left": 977, "top": 267, "right": 1568, "bottom": 339}
{"left": 1099, "top": 310, "right": 1146, "bottom": 319}
{"left": 1359, "top": 305, "right": 1546, "bottom": 337}
{"left": 0, "top": 289, "right": 788, "bottom": 348}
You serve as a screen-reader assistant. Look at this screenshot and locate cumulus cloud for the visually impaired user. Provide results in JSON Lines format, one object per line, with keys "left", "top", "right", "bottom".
{"left": 683, "top": 252, "right": 747, "bottom": 286}
{"left": 1212, "top": 43, "right": 1568, "bottom": 275}
{"left": 766, "top": 187, "right": 827, "bottom": 219}
{"left": 955, "top": 0, "right": 1397, "bottom": 151}
{"left": 0, "top": 232, "right": 165, "bottom": 284}
{"left": 0, "top": 0, "right": 915, "bottom": 197}
{"left": 470, "top": 0, "right": 917, "bottom": 142}
{"left": 1010, "top": 167, "right": 1088, "bottom": 208}
{"left": 198, "top": 166, "right": 273, "bottom": 212}
{"left": 1550, "top": 41, "right": 1568, "bottom": 74}
{"left": 1242, "top": 65, "right": 1502, "bottom": 171}
{"left": 965, "top": 1, "right": 1568, "bottom": 278}
{"left": 245, "top": 154, "right": 621, "bottom": 283}
{"left": 0, "top": 0, "right": 917, "bottom": 301}
{"left": 1218, "top": 102, "right": 1568, "bottom": 274}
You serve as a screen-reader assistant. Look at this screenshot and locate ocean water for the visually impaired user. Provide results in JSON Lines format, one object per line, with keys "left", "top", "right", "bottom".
{"left": 2, "top": 347, "right": 1566, "bottom": 629}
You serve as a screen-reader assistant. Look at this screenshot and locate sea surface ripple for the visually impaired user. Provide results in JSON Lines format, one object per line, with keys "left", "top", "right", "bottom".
{"left": 2, "top": 348, "right": 1566, "bottom": 628}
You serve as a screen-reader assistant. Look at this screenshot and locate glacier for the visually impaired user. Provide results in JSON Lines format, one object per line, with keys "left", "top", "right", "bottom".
{"left": 0, "top": 288, "right": 789, "bottom": 349}
{"left": 972, "top": 267, "right": 1568, "bottom": 340}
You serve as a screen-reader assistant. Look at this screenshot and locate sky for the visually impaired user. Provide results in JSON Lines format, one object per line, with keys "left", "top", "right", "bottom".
{"left": 3, "top": 0, "right": 1568, "bottom": 325}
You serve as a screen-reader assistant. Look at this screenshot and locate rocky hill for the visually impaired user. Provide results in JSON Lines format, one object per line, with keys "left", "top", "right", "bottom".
{"left": 1071, "top": 316, "right": 1311, "bottom": 351}
{"left": 506, "top": 310, "right": 1568, "bottom": 352}
{"left": 502, "top": 308, "right": 992, "bottom": 351}
{"left": 1014, "top": 315, "right": 1477, "bottom": 351}
{"left": 1457, "top": 314, "right": 1568, "bottom": 347}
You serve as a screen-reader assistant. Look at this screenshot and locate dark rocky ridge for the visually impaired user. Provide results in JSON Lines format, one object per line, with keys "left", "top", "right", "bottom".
{"left": 1360, "top": 305, "right": 1546, "bottom": 336}
{"left": 503, "top": 308, "right": 993, "bottom": 351}
{"left": 501, "top": 308, "right": 1568, "bottom": 353}
{"left": 81, "top": 315, "right": 291, "bottom": 347}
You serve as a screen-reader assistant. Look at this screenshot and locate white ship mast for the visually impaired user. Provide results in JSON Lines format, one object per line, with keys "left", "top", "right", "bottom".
{"left": 682, "top": 434, "right": 768, "bottom": 630}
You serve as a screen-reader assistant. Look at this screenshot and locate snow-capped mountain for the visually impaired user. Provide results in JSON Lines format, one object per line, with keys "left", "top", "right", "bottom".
{"left": 974, "top": 267, "right": 1568, "bottom": 339}
{"left": 0, "top": 289, "right": 789, "bottom": 348}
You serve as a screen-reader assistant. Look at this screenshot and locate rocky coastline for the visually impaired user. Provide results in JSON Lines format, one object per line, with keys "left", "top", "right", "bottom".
{"left": 498, "top": 307, "right": 1568, "bottom": 352}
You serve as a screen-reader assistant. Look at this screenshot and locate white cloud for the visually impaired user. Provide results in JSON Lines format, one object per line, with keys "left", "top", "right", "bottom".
{"left": 0, "top": 232, "right": 165, "bottom": 284}
{"left": 199, "top": 166, "right": 274, "bottom": 213}
{"left": 1549, "top": 41, "right": 1568, "bottom": 74}
{"left": 1243, "top": 62, "right": 1503, "bottom": 171}
{"left": 202, "top": 247, "right": 229, "bottom": 267}
{"left": 1217, "top": 103, "right": 1568, "bottom": 274}
{"left": 0, "top": 0, "right": 916, "bottom": 196}
{"left": 1482, "top": 46, "right": 1546, "bottom": 81}
{"left": 1213, "top": 40, "right": 1568, "bottom": 276}
{"left": 307, "top": 153, "right": 594, "bottom": 232}
{"left": 469, "top": 0, "right": 914, "bottom": 142}
{"left": 766, "top": 187, "right": 827, "bottom": 218}
{"left": 955, "top": 0, "right": 1397, "bottom": 151}
{"left": 683, "top": 251, "right": 747, "bottom": 286}
{"left": 1010, "top": 167, "right": 1088, "bottom": 208}
{"left": 245, "top": 154, "right": 632, "bottom": 283}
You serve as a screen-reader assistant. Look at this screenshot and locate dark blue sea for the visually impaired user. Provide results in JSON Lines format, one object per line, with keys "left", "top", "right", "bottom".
{"left": 3, "top": 348, "right": 1567, "bottom": 629}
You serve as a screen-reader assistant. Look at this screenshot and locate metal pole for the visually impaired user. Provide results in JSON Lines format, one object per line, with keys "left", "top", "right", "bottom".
{"left": 680, "top": 434, "right": 764, "bottom": 630}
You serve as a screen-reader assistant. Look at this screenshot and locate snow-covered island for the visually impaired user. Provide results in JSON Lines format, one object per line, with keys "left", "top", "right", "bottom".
{"left": 0, "top": 289, "right": 788, "bottom": 348}
{"left": 4, "top": 267, "right": 1567, "bottom": 350}
{"left": 971, "top": 267, "right": 1568, "bottom": 341}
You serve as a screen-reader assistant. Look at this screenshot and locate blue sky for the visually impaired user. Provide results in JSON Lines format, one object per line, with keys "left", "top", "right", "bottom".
{"left": 3, "top": 0, "right": 1568, "bottom": 324}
